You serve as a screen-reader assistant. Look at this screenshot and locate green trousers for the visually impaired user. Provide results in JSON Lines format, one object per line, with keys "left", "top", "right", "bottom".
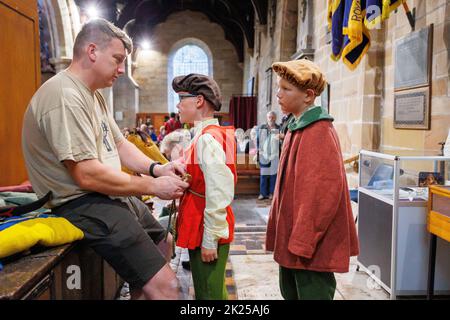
{"left": 188, "top": 243, "right": 230, "bottom": 300}
{"left": 279, "top": 266, "right": 336, "bottom": 300}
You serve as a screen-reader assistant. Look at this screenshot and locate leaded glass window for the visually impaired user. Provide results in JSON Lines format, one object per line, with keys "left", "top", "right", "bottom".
{"left": 169, "top": 44, "right": 210, "bottom": 113}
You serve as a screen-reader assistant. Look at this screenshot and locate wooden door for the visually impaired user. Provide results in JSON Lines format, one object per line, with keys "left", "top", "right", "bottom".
{"left": 0, "top": 0, "right": 41, "bottom": 185}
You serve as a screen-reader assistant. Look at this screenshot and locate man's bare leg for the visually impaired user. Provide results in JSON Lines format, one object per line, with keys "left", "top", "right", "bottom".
{"left": 129, "top": 233, "right": 176, "bottom": 300}
{"left": 130, "top": 264, "right": 180, "bottom": 300}
{"left": 158, "top": 233, "right": 174, "bottom": 262}
{"left": 141, "top": 264, "right": 181, "bottom": 300}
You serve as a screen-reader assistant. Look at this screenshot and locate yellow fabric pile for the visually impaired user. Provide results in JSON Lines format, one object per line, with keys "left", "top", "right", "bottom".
{"left": 0, "top": 217, "right": 84, "bottom": 259}
{"left": 122, "top": 133, "right": 168, "bottom": 175}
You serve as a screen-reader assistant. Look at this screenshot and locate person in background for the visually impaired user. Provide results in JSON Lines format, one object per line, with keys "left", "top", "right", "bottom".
{"left": 164, "top": 112, "right": 182, "bottom": 135}
{"left": 257, "top": 111, "right": 280, "bottom": 200}
{"left": 122, "top": 127, "right": 130, "bottom": 138}
{"left": 157, "top": 126, "right": 166, "bottom": 145}
{"left": 139, "top": 124, "right": 152, "bottom": 142}
{"left": 148, "top": 125, "right": 158, "bottom": 142}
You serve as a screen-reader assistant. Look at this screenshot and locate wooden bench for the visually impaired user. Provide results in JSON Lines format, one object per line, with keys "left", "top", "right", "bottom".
{"left": 0, "top": 243, "right": 122, "bottom": 300}
{"left": 236, "top": 154, "right": 260, "bottom": 195}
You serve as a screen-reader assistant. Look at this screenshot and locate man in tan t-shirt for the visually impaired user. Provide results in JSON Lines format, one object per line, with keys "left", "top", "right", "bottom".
{"left": 22, "top": 18, "right": 188, "bottom": 300}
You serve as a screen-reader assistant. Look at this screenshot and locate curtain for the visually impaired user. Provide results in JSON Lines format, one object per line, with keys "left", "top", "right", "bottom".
{"left": 229, "top": 96, "right": 257, "bottom": 131}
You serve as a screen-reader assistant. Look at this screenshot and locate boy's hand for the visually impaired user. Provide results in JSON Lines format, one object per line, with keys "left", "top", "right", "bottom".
{"left": 201, "top": 247, "right": 218, "bottom": 263}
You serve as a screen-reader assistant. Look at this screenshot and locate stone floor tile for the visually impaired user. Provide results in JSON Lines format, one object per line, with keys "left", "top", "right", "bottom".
{"left": 229, "top": 254, "right": 283, "bottom": 300}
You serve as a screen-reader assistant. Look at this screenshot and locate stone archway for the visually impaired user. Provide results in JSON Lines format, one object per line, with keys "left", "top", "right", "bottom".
{"left": 40, "top": 0, "right": 81, "bottom": 74}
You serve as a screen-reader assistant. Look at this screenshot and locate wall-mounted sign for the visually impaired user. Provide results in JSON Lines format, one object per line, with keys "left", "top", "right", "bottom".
{"left": 394, "top": 88, "right": 430, "bottom": 130}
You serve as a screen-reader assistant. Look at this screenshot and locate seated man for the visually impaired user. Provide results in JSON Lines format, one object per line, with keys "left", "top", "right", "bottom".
{"left": 21, "top": 18, "right": 189, "bottom": 300}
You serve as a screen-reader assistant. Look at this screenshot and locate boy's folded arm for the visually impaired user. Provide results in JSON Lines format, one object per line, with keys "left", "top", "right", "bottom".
{"left": 196, "top": 133, "right": 235, "bottom": 249}
{"left": 287, "top": 126, "right": 344, "bottom": 259}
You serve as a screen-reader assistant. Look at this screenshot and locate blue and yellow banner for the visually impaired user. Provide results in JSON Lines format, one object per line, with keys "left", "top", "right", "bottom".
{"left": 342, "top": 0, "right": 371, "bottom": 70}
{"left": 329, "top": 0, "right": 346, "bottom": 60}
{"left": 328, "top": 0, "right": 406, "bottom": 70}
{"left": 365, "top": 0, "right": 383, "bottom": 29}
{"left": 383, "top": 0, "right": 406, "bottom": 20}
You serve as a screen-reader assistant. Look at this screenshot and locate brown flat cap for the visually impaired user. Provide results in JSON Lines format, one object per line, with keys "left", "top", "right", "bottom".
{"left": 172, "top": 73, "right": 222, "bottom": 111}
{"left": 272, "top": 59, "right": 327, "bottom": 96}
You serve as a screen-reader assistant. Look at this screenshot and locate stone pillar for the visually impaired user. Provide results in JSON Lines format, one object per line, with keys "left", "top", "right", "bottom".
{"left": 113, "top": 59, "right": 139, "bottom": 130}
{"left": 292, "top": 0, "right": 315, "bottom": 60}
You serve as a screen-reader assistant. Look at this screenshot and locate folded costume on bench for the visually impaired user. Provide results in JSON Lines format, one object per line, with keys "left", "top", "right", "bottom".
{"left": 0, "top": 192, "right": 84, "bottom": 268}
{"left": 0, "top": 213, "right": 84, "bottom": 259}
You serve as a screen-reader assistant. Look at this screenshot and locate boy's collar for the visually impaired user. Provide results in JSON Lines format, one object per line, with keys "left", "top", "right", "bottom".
{"left": 288, "top": 106, "right": 333, "bottom": 132}
{"left": 192, "top": 118, "right": 219, "bottom": 136}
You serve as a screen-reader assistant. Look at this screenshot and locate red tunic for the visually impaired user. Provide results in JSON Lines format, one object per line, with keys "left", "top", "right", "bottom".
{"left": 176, "top": 125, "right": 237, "bottom": 250}
{"left": 265, "top": 120, "right": 359, "bottom": 273}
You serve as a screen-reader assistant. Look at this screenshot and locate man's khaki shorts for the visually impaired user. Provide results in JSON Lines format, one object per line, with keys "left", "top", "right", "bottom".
{"left": 52, "top": 193, "right": 167, "bottom": 289}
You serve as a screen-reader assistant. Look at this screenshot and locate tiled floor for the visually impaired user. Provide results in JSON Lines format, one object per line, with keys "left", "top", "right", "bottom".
{"left": 225, "top": 196, "right": 389, "bottom": 300}
{"left": 120, "top": 195, "right": 390, "bottom": 300}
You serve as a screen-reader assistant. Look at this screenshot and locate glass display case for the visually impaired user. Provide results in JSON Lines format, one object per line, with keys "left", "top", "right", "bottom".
{"left": 357, "top": 150, "right": 450, "bottom": 299}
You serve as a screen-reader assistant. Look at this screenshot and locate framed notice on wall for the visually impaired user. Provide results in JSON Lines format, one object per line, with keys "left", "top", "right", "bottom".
{"left": 394, "top": 87, "right": 430, "bottom": 130}
{"left": 394, "top": 25, "right": 433, "bottom": 90}
{"left": 393, "top": 24, "right": 433, "bottom": 130}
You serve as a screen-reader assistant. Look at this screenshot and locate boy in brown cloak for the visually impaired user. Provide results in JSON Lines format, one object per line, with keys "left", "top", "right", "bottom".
{"left": 265, "top": 59, "right": 359, "bottom": 300}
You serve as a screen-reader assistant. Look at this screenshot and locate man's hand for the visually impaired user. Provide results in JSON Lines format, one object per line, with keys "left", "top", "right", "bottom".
{"left": 152, "top": 176, "right": 189, "bottom": 200}
{"left": 153, "top": 161, "right": 186, "bottom": 178}
{"left": 201, "top": 247, "right": 218, "bottom": 263}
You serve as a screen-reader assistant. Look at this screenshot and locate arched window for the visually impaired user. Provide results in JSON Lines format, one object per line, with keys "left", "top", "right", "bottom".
{"left": 168, "top": 40, "right": 212, "bottom": 113}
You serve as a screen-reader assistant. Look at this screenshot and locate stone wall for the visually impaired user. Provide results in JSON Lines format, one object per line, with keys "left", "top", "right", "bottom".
{"left": 381, "top": 0, "right": 450, "bottom": 155}
{"left": 250, "top": 0, "right": 298, "bottom": 125}
{"left": 112, "top": 60, "right": 139, "bottom": 129}
{"left": 245, "top": 0, "right": 450, "bottom": 187}
{"left": 132, "top": 10, "right": 243, "bottom": 114}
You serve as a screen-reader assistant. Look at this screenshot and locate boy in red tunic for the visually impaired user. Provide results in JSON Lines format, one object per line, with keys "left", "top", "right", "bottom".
{"left": 265, "top": 59, "right": 359, "bottom": 300}
{"left": 172, "top": 73, "right": 236, "bottom": 300}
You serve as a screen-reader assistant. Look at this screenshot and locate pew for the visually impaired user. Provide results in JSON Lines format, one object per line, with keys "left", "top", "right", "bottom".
{"left": 0, "top": 243, "right": 122, "bottom": 300}
{"left": 236, "top": 153, "right": 260, "bottom": 195}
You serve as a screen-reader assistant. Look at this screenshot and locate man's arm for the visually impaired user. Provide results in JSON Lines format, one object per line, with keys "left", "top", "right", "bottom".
{"left": 116, "top": 138, "right": 154, "bottom": 174}
{"left": 116, "top": 139, "right": 185, "bottom": 178}
{"left": 63, "top": 158, "right": 188, "bottom": 200}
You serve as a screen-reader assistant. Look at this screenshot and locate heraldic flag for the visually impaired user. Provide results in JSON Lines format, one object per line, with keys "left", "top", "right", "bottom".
{"left": 328, "top": 0, "right": 406, "bottom": 70}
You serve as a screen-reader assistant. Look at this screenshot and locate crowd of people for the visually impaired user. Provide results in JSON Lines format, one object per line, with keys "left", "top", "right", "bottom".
{"left": 123, "top": 107, "right": 292, "bottom": 204}
{"left": 21, "top": 18, "right": 358, "bottom": 301}
{"left": 124, "top": 110, "right": 288, "bottom": 202}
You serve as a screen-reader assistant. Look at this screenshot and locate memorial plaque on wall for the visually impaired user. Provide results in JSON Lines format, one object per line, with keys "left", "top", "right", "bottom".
{"left": 394, "top": 25, "right": 433, "bottom": 91}
{"left": 394, "top": 88, "right": 430, "bottom": 130}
